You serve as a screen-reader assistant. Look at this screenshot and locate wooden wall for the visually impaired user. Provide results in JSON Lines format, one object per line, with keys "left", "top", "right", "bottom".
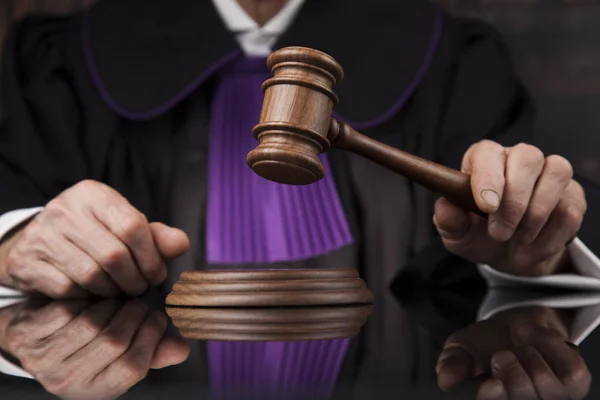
{"left": 0, "top": 0, "right": 598, "bottom": 179}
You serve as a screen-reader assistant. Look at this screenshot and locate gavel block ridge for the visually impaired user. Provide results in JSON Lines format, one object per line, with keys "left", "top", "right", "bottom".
{"left": 246, "top": 46, "right": 486, "bottom": 218}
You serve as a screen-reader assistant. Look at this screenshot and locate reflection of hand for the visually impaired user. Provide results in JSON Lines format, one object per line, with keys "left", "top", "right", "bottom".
{"left": 436, "top": 307, "right": 591, "bottom": 400}
{"left": 0, "top": 299, "right": 190, "bottom": 400}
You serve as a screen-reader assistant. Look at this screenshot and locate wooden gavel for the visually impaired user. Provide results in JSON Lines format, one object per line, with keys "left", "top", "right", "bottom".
{"left": 247, "top": 46, "right": 485, "bottom": 217}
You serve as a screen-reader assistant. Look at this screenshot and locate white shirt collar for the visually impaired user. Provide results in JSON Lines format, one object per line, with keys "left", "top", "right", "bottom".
{"left": 211, "top": 0, "right": 306, "bottom": 55}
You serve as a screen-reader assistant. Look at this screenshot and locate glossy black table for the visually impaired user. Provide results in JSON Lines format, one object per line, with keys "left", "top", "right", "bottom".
{"left": 1, "top": 284, "right": 598, "bottom": 400}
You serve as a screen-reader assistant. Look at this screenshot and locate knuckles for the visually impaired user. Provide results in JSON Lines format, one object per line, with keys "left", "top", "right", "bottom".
{"left": 97, "top": 244, "right": 130, "bottom": 270}
{"left": 41, "top": 373, "right": 78, "bottom": 396}
{"left": 544, "top": 155, "right": 574, "bottom": 182}
{"left": 557, "top": 203, "right": 585, "bottom": 232}
{"left": 116, "top": 362, "right": 148, "bottom": 385}
{"left": 472, "top": 139, "right": 505, "bottom": 154}
{"left": 525, "top": 203, "right": 551, "bottom": 227}
{"left": 511, "top": 143, "right": 546, "bottom": 168}
{"left": 97, "top": 328, "right": 134, "bottom": 358}
{"left": 559, "top": 364, "right": 592, "bottom": 399}
{"left": 499, "top": 198, "right": 529, "bottom": 223}
{"left": 71, "top": 179, "right": 110, "bottom": 197}
{"left": 115, "top": 212, "right": 148, "bottom": 243}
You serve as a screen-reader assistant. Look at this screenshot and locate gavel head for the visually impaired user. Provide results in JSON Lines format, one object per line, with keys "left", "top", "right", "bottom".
{"left": 246, "top": 47, "right": 344, "bottom": 185}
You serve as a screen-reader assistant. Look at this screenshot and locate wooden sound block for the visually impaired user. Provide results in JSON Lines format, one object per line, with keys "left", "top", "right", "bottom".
{"left": 166, "top": 305, "right": 373, "bottom": 341}
{"left": 165, "top": 268, "right": 373, "bottom": 307}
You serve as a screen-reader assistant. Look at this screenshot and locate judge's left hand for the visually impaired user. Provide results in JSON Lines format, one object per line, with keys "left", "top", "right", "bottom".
{"left": 434, "top": 140, "right": 587, "bottom": 276}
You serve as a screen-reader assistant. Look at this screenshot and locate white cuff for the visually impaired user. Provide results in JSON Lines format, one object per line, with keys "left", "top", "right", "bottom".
{"left": 0, "top": 208, "right": 43, "bottom": 378}
{"left": 0, "top": 356, "right": 32, "bottom": 379}
{"left": 0, "top": 207, "right": 43, "bottom": 298}
{"left": 478, "top": 237, "right": 600, "bottom": 291}
{"left": 477, "top": 238, "right": 600, "bottom": 345}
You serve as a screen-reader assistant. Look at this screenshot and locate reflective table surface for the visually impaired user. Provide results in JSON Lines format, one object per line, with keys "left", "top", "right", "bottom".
{"left": 1, "top": 285, "right": 598, "bottom": 399}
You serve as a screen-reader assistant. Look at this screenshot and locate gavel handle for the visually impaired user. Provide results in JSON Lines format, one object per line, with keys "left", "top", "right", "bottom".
{"left": 328, "top": 119, "right": 488, "bottom": 219}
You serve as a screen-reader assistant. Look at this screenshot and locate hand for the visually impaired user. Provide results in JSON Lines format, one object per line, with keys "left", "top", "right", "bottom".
{"left": 435, "top": 141, "right": 587, "bottom": 276}
{"left": 0, "top": 180, "right": 190, "bottom": 298}
{"left": 0, "top": 299, "right": 190, "bottom": 400}
{"left": 436, "top": 306, "right": 591, "bottom": 400}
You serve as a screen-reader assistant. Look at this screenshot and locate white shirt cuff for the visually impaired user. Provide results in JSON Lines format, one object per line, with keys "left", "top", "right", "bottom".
{"left": 0, "top": 207, "right": 43, "bottom": 297}
{"left": 477, "top": 238, "right": 600, "bottom": 345}
{"left": 478, "top": 237, "right": 600, "bottom": 291}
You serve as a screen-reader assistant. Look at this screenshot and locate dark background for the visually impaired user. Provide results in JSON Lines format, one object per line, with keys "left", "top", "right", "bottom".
{"left": 0, "top": 0, "right": 598, "bottom": 182}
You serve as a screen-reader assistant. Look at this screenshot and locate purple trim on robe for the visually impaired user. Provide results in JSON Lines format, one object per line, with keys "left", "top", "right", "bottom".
{"left": 207, "top": 339, "right": 351, "bottom": 398}
{"left": 332, "top": 7, "right": 443, "bottom": 130}
{"left": 205, "top": 57, "right": 353, "bottom": 264}
{"left": 81, "top": 8, "right": 443, "bottom": 128}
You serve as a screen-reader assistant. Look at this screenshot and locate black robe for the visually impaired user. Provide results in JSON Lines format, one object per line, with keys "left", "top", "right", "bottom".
{"left": 1, "top": 0, "right": 596, "bottom": 294}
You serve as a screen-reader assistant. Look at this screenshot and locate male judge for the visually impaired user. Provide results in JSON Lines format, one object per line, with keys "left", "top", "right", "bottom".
{"left": 0, "top": 0, "right": 597, "bottom": 300}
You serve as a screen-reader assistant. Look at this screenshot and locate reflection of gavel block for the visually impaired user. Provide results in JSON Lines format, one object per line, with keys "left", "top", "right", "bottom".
{"left": 166, "top": 305, "right": 373, "bottom": 341}
{"left": 247, "top": 47, "right": 486, "bottom": 217}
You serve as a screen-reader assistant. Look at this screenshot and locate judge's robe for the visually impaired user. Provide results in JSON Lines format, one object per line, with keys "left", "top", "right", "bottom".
{"left": 1, "top": 0, "right": 596, "bottom": 298}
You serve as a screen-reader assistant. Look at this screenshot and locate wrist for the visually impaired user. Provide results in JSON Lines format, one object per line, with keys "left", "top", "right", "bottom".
{"left": 0, "top": 226, "right": 25, "bottom": 288}
{"left": 547, "top": 248, "right": 572, "bottom": 275}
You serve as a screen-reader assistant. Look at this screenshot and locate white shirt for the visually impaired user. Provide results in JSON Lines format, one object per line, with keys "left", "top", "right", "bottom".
{"left": 2, "top": 0, "right": 600, "bottom": 379}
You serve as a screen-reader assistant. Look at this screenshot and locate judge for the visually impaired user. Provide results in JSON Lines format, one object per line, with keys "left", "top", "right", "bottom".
{"left": 0, "top": 0, "right": 596, "bottom": 299}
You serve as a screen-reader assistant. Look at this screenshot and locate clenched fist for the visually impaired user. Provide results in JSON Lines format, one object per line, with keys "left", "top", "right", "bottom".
{"left": 435, "top": 141, "right": 587, "bottom": 276}
{"left": 0, "top": 180, "right": 190, "bottom": 298}
{"left": 437, "top": 307, "right": 590, "bottom": 400}
{"left": 0, "top": 299, "right": 190, "bottom": 400}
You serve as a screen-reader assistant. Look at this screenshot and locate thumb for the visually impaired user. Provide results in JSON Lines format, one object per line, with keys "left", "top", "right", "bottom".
{"left": 436, "top": 345, "right": 476, "bottom": 392}
{"left": 149, "top": 222, "right": 190, "bottom": 259}
{"left": 150, "top": 337, "right": 191, "bottom": 369}
{"left": 434, "top": 197, "right": 472, "bottom": 242}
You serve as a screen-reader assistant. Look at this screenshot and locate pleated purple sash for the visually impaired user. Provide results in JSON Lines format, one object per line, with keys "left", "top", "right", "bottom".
{"left": 207, "top": 339, "right": 351, "bottom": 398}
{"left": 205, "top": 57, "right": 353, "bottom": 264}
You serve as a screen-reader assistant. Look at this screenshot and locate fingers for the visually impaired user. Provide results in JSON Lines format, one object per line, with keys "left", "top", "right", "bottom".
{"left": 514, "top": 156, "right": 574, "bottom": 245}
{"left": 92, "top": 310, "right": 167, "bottom": 391}
{"left": 489, "top": 144, "right": 546, "bottom": 243}
{"left": 514, "top": 346, "right": 570, "bottom": 400}
{"left": 64, "top": 300, "right": 148, "bottom": 377}
{"left": 463, "top": 140, "right": 507, "bottom": 214}
{"left": 434, "top": 198, "right": 472, "bottom": 242}
{"left": 491, "top": 350, "right": 538, "bottom": 399}
{"left": 436, "top": 345, "right": 476, "bottom": 392}
{"left": 61, "top": 217, "right": 148, "bottom": 296}
{"left": 60, "top": 181, "right": 167, "bottom": 288}
{"left": 37, "top": 226, "right": 122, "bottom": 298}
{"left": 91, "top": 201, "right": 166, "bottom": 287}
{"left": 149, "top": 223, "right": 190, "bottom": 260}
{"left": 477, "top": 379, "right": 508, "bottom": 400}
{"left": 3, "top": 181, "right": 187, "bottom": 299}
{"left": 512, "top": 182, "right": 586, "bottom": 275}
{"left": 529, "top": 336, "right": 591, "bottom": 399}
{"left": 4, "top": 301, "right": 88, "bottom": 357}
{"left": 149, "top": 336, "right": 190, "bottom": 369}
{"left": 40, "top": 300, "right": 122, "bottom": 360}
{"left": 4, "top": 251, "right": 89, "bottom": 299}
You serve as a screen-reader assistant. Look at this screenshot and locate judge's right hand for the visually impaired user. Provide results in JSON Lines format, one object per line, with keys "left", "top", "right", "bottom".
{"left": 0, "top": 180, "right": 190, "bottom": 298}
